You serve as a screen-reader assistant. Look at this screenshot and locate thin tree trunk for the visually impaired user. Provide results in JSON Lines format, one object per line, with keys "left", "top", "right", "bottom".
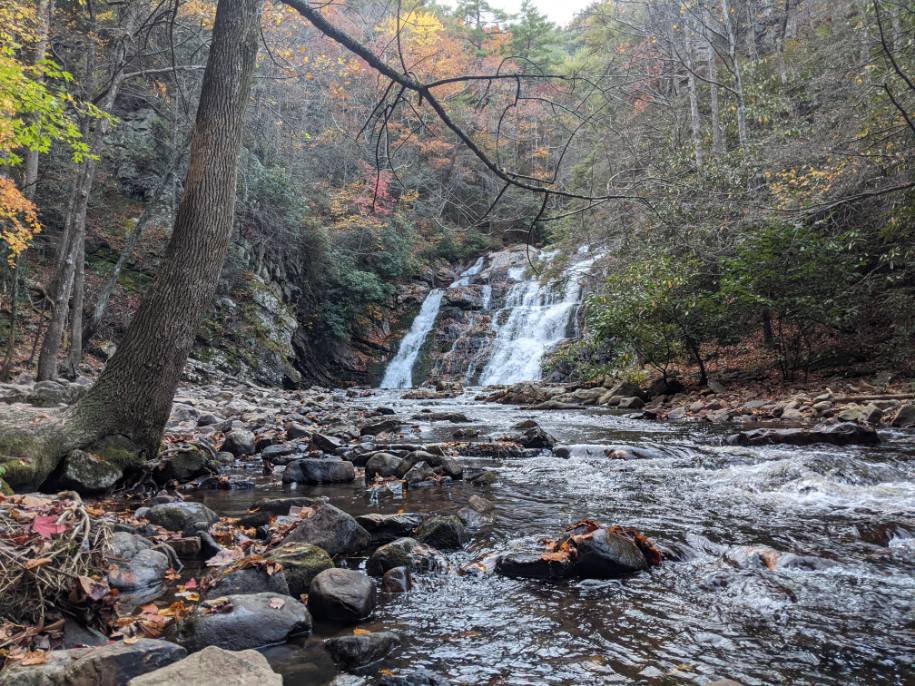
{"left": 1, "top": 258, "right": 21, "bottom": 380}
{"left": 64, "top": 232, "right": 85, "bottom": 377}
{"left": 35, "top": 72, "right": 124, "bottom": 381}
{"left": 682, "top": 22, "right": 704, "bottom": 170}
{"left": 722, "top": 0, "right": 748, "bottom": 150}
{"left": 21, "top": 0, "right": 53, "bottom": 201}
{"left": 708, "top": 31, "right": 725, "bottom": 155}
{"left": 69, "top": 0, "right": 262, "bottom": 457}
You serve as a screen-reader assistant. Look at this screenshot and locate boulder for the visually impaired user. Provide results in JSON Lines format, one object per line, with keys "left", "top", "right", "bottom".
{"left": 222, "top": 430, "right": 256, "bottom": 457}
{"left": 617, "top": 396, "right": 645, "bottom": 410}
{"left": 143, "top": 501, "right": 219, "bottom": 533}
{"left": 356, "top": 512, "right": 423, "bottom": 545}
{"left": 210, "top": 566, "right": 290, "bottom": 597}
{"left": 324, "top": 631, "right": 400, "bottom": 668}
{"left": 2, "top": 639, "right": 185, "bottom": 686}
{"left": 283, "top": 502, "right": 370, "bottom": 555}
{"left": 364, "top": 452, "right": 404, "bottom": 480}
{"left": 311, "top": 432, "right": 345, "bottom": 452}
{"left": 128, "top": 646, "right": 281, "bottom": 686}
{"left": 282, "top": 458, "right": 355, "bottom": 484}
{"left": 177, "top": 593, "right": 311, "bottom": 651}
{"left": 414, "top": 515, "right": 467, "bottom": 550}
{"left": 266, "top": 542, "right": 334, "bottom": 597}
{"left": 367, "top": 537, "right": 444, "bottom": 576}
{"left": 308, "top": 568, "right": 375, "bottom": 623}
{"left": 571, "top": 528, "right": 649, "bottom": 578}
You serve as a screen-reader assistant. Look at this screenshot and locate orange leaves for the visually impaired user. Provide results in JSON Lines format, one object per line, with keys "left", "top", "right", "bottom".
{"left": 0, "top": 177, "right": 41, "bottom": 265}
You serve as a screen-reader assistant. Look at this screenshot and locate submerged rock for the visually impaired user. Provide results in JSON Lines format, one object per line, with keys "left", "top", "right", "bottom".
{"left": 727, "top": 421, "right": 879, "bottom": 447}
{"left": 572, "top": 528, "right": 649, "bottom": 578}
{"left": 496, "top": 552, "right": 572, "bottom": 580}
{"left": 324, "top": 631, "right": 400, "bottom": 668}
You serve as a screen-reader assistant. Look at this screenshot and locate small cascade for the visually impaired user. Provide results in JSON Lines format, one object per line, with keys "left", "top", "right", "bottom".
{"left": 478, "top": 250, "right": 597, "bottom": 386}
{"left": 380, "top": 257, "right": 487, "bottom": 389}
{"left": 379, "top": 289, "right": 444, "bottom": 389}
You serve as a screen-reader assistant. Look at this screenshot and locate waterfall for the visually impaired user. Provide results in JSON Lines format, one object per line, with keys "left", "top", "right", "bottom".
{"left": 380, "top": 257, "right": 487, "bottom": 389}
{"left": 478, "top": 251, "right": 597, "bottom": 386}
{"left": 379, "top": 289, "right": 444, "bottom": 389}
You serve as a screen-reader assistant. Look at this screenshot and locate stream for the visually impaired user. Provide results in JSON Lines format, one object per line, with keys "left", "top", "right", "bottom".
{"left": 193, "top": 389, "right": 915, "bottom": 686}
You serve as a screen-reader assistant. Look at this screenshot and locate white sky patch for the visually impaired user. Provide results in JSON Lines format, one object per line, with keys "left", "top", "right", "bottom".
{"left": 442, "top": 0, "right": 594, "bottom": 27}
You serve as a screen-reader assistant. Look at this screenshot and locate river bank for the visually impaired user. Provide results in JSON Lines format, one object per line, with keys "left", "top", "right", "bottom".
{"left": 1, "top": 365, "right": 913, "bottom": 685}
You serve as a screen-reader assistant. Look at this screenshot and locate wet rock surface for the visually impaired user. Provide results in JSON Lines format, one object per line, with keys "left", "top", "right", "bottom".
{"left": 308, "top": 568, "right": 376, "bottom": 624}
{"left": 177, "top": 593, "right": 311, "bottom": 651}
{"left": 2, "top": 639, "right": 186, "bottom": 686}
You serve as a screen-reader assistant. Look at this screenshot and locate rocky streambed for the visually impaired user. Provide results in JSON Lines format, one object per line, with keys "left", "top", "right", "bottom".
{"left": 1, "top": 374, "right": 914, "bottom": 685}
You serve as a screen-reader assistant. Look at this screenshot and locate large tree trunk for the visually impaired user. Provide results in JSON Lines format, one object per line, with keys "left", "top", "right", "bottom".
{"left": 66, "top": 0, "right": 262, "bottom": 459}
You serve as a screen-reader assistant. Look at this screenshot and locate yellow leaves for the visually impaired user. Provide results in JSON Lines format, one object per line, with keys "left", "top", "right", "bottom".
{"left": 0, "top": 177, "right": 40, "bottom": 265}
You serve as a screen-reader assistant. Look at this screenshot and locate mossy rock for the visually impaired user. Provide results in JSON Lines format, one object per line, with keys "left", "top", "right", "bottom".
{"left": 45, "top": 449, "right": 124, "bottom": 494}
{"left": 267, "top": 543, "right": 334, "bottom": 597}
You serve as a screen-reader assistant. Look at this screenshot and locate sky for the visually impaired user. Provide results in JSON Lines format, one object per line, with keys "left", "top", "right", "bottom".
{"left": 445, "top": 0, "right": 594, "bottom": 27}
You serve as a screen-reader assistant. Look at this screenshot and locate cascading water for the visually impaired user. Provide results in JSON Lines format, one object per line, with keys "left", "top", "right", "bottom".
{"left": 478, "top": 250, "right": 597, "bottom": 386}
{"left": 379, "top": 289, "right": 444, "bottom": 389}
{"left": 380, "top": 257, "right": 487, "bottom": 389}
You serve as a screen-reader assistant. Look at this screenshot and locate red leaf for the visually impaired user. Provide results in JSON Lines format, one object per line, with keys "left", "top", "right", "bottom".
{"left": 32, "top": 515, "right": 67, "bottom": 539}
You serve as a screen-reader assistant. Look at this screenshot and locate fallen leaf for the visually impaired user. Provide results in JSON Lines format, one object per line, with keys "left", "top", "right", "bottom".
{"left": 25, "top": 557, "right": 53, "bottom": 570}
{"left": 31, "top": 516, "right": 67, "bottom": 539}
{"left": 353, "top": 628, "right": 370, "bottom": 635}
{"left": 78, "top": 575, "right": 111, "bottom": 601}
{"left": 268, "top": 597, "right": 285, "bottom": 609}
{"left": 17, "top": 651, "right": 49, "bottom": 665}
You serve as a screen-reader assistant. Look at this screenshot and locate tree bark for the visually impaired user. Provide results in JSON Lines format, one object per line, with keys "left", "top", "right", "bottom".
{"left": 68, "top": 0, "right": 262, "bottom": 458}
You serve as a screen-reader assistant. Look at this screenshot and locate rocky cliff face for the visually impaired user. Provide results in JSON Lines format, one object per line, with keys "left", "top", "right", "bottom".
{"left": 195, "top": 242, "right": 463, "bottom": 388}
